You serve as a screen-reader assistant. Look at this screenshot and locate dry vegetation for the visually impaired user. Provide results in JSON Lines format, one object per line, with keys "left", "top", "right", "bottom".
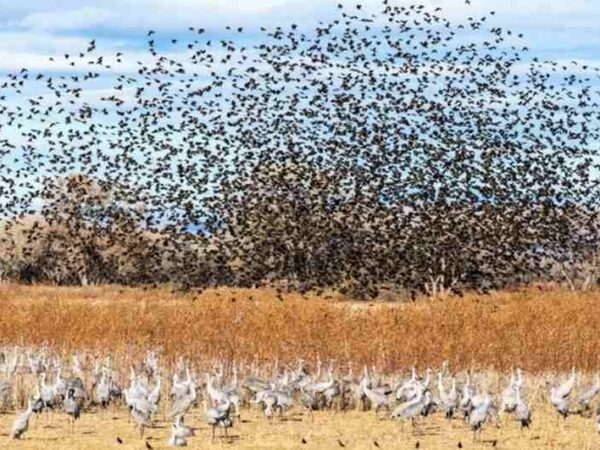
{"left": 0, "top": 284, "right": 598, "bottom": 372}
{"left": 1, "top": 285, "right": 600, "bottom": 449}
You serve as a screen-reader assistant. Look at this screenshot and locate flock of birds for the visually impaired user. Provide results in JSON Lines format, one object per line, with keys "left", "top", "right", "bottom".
{"left": 0, "top": 2, "right": 596, "bottom": 449}
{"left": 1, "top": 348, "right": 600, "bottom": 447}
{"left": 0, "top": 1, "right": 598, "bottom": 296}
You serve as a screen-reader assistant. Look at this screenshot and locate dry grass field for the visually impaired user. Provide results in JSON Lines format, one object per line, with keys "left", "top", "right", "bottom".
{"left": 0, "top": 284, "right": 598, "bottom": 372}
{"left": 0, "top": 394, "right": 599, "bottom": 449}
{"left": 1, "top": 284, "right": 600, "bottom": 449}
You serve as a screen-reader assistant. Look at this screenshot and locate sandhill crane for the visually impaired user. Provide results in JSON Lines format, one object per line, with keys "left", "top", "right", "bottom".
{"left": 66, "top": 377, "right": 88, "bottom": 404}
{"left": 515, "top": 387, "right": 531, "bottom": 431}
{"left": 438, "top": 372, "right": 458, "bottom": 419}
{"left": 108, "top": 375, "right": 123, "bottom": 403}
{"left": 0, "top": 380, "right": 11, "bottom": 411}
{"left": 39, "top": 372, "right": 56, "bottom": 410}
{"left": 576, "top": 374, "right": 600, "bottom": 413}
{"left": 206, "top": 373, "right": 228, "bottom": 405}
{"left": 273, "top": 387, "right": 294, "bottom": 415}
{"left": 147, "top": 376, "right": 161, "bottom": 410}
{"left": 53, "top": 367, "right": 67, "bottom": 403}
{"left": 300, "top": 387, "right": 318, "bottom": 420}
{"left": 259, "top": 391, "right": 278, "bottom": 419}
{"left": 500, "top": 369, "right": 520, "bottom": 413}
{"left": 390, "top": 388, "right": 433, "bottom": 423}
{"left": 469, "top": 393, "right": 493, "bottom": 441}
{"left": 71, "top": 354, "right": 84, "bottom": 381}
{"left": 168, "top": 415, "right": 196, "bottom": 447}
{"left": 95, "top": 369, "right": 111, "bottom": 408}
{"left": 10, "top": 399, "right": 35, "bottom": 439}
{"left": 90, "top": 359, "right": 102, "bottom": 393}
{"left": 396, "top": 368, "right": 430, "bottom": 403}
{"left": 30, "top": 387, "right": 44, "bottom": 414}
{"left": 171, "top": 368, "right": 192, "bottom": 400}
{"left": 205, "top": 398, "right": 233, "bottom": 439}
{"left": 242, "top": 375, "right": 269, "bottom": 397}
{"left": 549, "top": 367, "right": 576, "bottom": 420}
{"left": 143, "top": 351, "right": 159, "bottom": 379}
{"left": 361, "top": 378, "right": 390, "bottom": 416}
{"left": 308, "top": 367, "right": 335, "bottom": 395}
{"left": 126, "top": 368, "right": 149, "bottom": 402}
{"left": 63, "top": 388, "right": 82, "bottom": 433}
{"left": 324, "top": 381, "right": 341, "bottom": 409}
{"left": 170, "top": 380, "right": 197, "bottom": 420}
{"left": 2, "top": 347, "right": 18, "bottom": 379}
{"left": 460, "top": 372, "right": 476, "bottom": 419}
{"left": 421, "top": 368, "right": 433, "bottom": 390}
{"left": 130, "top": 404, "right": 152, "bottom": 438}
{"left": 124, "top": 385, "right": 158, "bottom": 431}
{"left": 27, "top": 352, "right": 44, "bottom": 376}
{"left": 395, "top": 367, "right": 418, "bottom": 402}
{"left": 222, "top": 366, "right": 242, "bottom": 417}
{"left": 254, "top": 384, "right": 292, "bottom": 418}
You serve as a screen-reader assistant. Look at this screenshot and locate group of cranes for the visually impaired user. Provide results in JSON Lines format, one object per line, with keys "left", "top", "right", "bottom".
{"left": 2, "top": 346, "right": 600, "bottom": 446}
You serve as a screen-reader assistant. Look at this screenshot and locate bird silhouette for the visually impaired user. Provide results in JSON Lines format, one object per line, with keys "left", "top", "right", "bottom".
{"left": 0, "top": 0, "right": 595, "bottom": 301}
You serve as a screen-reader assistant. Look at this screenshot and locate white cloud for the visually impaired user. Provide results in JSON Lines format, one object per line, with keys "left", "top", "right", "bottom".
{"left": 0, "top": 0, "right": 596, "bottom": 75}
{"left": 0, "top": 32, "right": 88, "bottom": 53}
{"left": 5, "top": 0, "right": 311, "bottom": 32}
{"left": 17, "top": 7, "right": 112, "bottom": 31}
{"left": 0, "top": 0, "right": 597, "bottom": 36}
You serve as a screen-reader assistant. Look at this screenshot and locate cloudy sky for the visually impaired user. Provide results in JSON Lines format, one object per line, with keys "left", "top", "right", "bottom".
{"left": 0, "top": 0, "right": 598, "bottom": 217}
{"left": 0, "top": 0, "right": 598, "bottom": 73}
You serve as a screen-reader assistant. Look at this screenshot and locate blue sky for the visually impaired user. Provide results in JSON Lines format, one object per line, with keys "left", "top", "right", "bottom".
{"left": 0, "top": 0, "right": 598, "bottom": 220}
{"left": 0, "top": 0, "right": 598, "bottom": 73}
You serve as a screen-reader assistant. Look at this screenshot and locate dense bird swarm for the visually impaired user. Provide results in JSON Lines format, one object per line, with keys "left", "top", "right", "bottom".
{"left": 0, "top": 1, "right": 599, "bottom": 296}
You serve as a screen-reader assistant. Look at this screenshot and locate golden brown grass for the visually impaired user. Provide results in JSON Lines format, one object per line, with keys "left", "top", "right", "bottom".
{"left": 0, "top": 284, "right": 599, "bottom": 372}
{"left": 1, "top": 285, "right": 600, "bottom": 449}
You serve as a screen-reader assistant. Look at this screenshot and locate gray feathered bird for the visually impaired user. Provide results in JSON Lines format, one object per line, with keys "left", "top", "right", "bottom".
{"left": 168, "top": 415, "right": 196, "bottom": 447}
{"left": 10, "top": 399, "right": 36, "bottom": 439}
{"left": 63, "top": 388, "right": 82, "bottom": 432}
{"left": 205, "top": 398, "right": 233, "bottom": 439}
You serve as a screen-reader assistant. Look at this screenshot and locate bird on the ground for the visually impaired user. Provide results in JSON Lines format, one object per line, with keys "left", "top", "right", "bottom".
{"left": 549, "top": 368, "right": 576, "bottom": 420}
{"left": 515, "top": 386, "right": 531, "bottom": 431}
{"left": 205, "top": 397, "right": 233, "bottom": 439}
{"left": 576, "top": 374, "right": 600, "bottom": 413}
{"left": 10, "top": 399, "right": 36, "bottom": 439}
{"left": 63, "top": 388, "right": 81, "bottom": 432}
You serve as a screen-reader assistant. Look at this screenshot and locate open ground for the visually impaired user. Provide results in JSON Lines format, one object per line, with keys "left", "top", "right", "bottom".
{"left": 0, "top": 401, "right": 598, "bottom": 449}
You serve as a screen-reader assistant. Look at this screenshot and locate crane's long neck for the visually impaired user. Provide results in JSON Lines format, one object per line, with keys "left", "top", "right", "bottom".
{"left": 437, "top": 372, "right": 445, "bottom": 395}
{"left": 423, "top": 369, "right": 431, "bottom": 387}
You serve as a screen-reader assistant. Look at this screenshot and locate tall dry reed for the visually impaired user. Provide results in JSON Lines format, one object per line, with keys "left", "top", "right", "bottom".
{"left": 0, "top": 284, "right": 598, "bottom": 372}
